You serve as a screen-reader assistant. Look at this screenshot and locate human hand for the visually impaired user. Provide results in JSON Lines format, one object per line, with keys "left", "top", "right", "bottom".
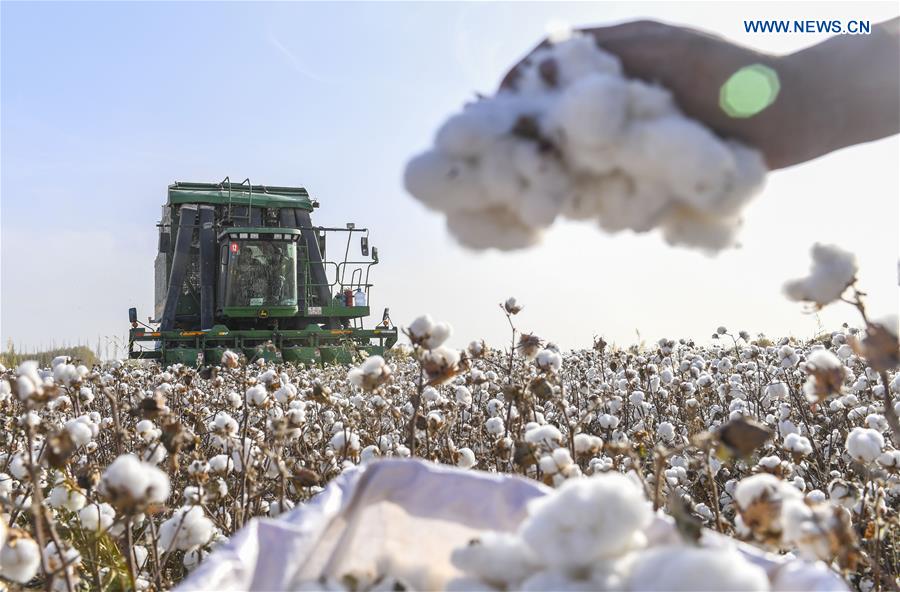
{"left": 502, "top": 19, "right": 899, "bottom": 169}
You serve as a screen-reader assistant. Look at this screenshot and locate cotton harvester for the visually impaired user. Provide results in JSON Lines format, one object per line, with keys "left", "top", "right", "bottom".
{"left": 127, "top": 179, "right": 397, "bottom": 365}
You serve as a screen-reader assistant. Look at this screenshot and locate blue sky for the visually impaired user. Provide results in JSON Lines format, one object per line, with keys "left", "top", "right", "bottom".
{"left": 2, "top": 2, "right": 898, "bottom": 354}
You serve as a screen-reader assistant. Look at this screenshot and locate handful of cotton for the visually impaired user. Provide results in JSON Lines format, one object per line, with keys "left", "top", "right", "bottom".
{"left": 404, "top": 34, "right": 767, "bottom": 252}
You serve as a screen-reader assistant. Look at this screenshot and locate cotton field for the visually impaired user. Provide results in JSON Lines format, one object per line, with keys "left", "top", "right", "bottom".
{"left": 0, "top": 254, "right": 898, "bottom": 591}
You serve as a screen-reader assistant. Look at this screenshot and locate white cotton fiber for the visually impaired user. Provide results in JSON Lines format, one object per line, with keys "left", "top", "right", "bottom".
{"left": 783, "top": 243, "right": 858, "bottom": 306}
{"left": 545, "top": 74, "right": 630, "bottom": 148}
{"left": 403, "top": 151, "right": 486, "bottom": 214}
{"left": 626, "top": 80, "right": 675, "bottom": 120}
{"left": 618, "top": 117, "right": 736, "bottom": 209}
{"left": 533, "top": 35, "right": 623, "bottom": 89}
{"left": 626, "top": 545, "right": 770, "bottom": 591}
{"left": 518, "top": 473, "right": 652, "bottom": 569}
{"left": 661, "top": 207, "right": 741, "bottom": 251}
{"left": 477, "top": 137, "right": 526, "bottom": 205}
{"left": 445, "top": 207, "right": 542, "bottom": 250}
{"left": 404, "top": 34, "right": 768, "bottom": 252}
{"left": 436, "top": 106, "right": 515, "bottom": 159}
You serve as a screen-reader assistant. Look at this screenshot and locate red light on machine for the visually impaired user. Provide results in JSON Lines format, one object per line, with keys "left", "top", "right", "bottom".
{"left": 230, "top": 242, "right": 239, "bottom": 253}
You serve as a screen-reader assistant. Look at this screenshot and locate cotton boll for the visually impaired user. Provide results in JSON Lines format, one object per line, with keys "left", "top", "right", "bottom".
{"left": 456, "top": 448, "right": 477, "bottom": 469}
{"left": 836, "top": 344, "right": 854, "bottom": 360}
{"left": 8, "top": 454, "right": 29, "bottom": 481}
{"left": 573, "top": 433, "right": 603, "bottom": 455}
{"left": 330, "top": 431, "right": 361, "bottom": 455}
{"left": 48, "top": 485, "right": 87, "bottom": 511}
{"left": 865, "top": 414, "right": 889, "bottom": 433}
{"left": 525, "top": 424, "right": 563, "bottom": 446}
{"left": 619, "top": 117, "right": 736, "bottom": 210}
{"left": 512, "top": 141, "right": 568, "bottom": 192}
{"left": 79, "top": 503, "right": 115, "bottom": 532}
{"left": 656, "top": 422, "right": 676, "bottom": 441}
{"left": 142, "top": 445, "right": 167, "bottom": 465}
{"left": 245, "top": 385, "right": 268, "bottom": 407}
{"left": 780, "top": 499, "right": 841, "bottom": 561}
{"left": 877, "top": 449, "right": 900, "bottom": 469}
{"left": 783, "top": 433, "right": 813, "bottom": 457}
{"left": 510, "top": 143, "right": 571, "bottom": 227}
{"left": 268, "top": 499, "right": 294, "bottom": 517}
{"left": 565, "top": 143, "right": 621, "bottom": 177}
{"left": 404, "top": 151, "right": 487, "bottom": 214}
{"left": 158, "top": 506, "right": 215, "bottom": 552}
{"left": 608, "top": 178, "right": 671, "bottom": 233}
{"left": 360, "top": 445, "right": 380, "bottom": 464}
{"left": 485, "top": 417, "right": 505, "bottom": 436}
{"left": 735, "top": 473, "right": 799, "bottom": 511}
{"left": 518, "top": 187, "right": 567, "bottom": 228}
{"left": 478, "top": 137, "right": 528, "bottom": 207}
{"left": 450, "top": 531, "right": 538, "bottom": 588}
{"left": 435, "top": 101, "right": 514, "bottom": 158}
{"left": 845, "top": 427, "right": 884, "bottom": 463}
{"left": 563, "top": 173, "right": 627, "bottom": 221}
{"left": 551, "top": 447, "right": 574, "bottom": 469}
{"left": 548, "top": 35, "right": 623, "bottom": 86}
{"left": 626, "top": 80, "right": 675, "bottom": 119}
{"left": 627, "top": 546, "right": 769, "bottom": 591}
{"left": 43, "top": 542, "right": 81, "bottom": 591}
{"left": 660, "top": 206, "right": 741, "bottom": 251}
{"left": 545, "top": 73, "right": 629, "bottom": 148}
{"left": 407, "top": 315, "right": 435, "bottom": 342}
{"left": 424, "top": 322, "right": 453, "bottom": 350}
{"left": 784, "top": 243, "right": 858, "bottom": 306}
{"left": 520, "top": 569, "right": 597, "bottom": 591}
{"left": 0, "top": 534, "right": 41, "bottom": 584}
{"left": 274, "top": 383, "right": 298, "bottom": 404}
{"left": 509, "top": 48, "right": 560, "bottom": 96}
{"left": 519, "top": 472, "right": 651, "bottom": 568}
{"left": 539, "top": 454, "right": 561, "bottom": 475}
{"left": 709, "top": 140, "right": 767, "bottom": 217}
{"left": 455, "top": 386, "right": 472, "bottom": 406}
{"left": 446, "top": 206, "right": 542, "bottom": 251}
{"left": 535, "top": 349, "right": 563, "bottom": 373}
{"left": 101, "top": 454, "right": 170, "bottom": 509}
{"left": 65, "top": 419, "right": 94, "bottom": 448}
{"left": 422, "top": 386, "right": 440, "bottom": 403}
{"left": 348, "top": 355, "right": 393, "bottom": 390}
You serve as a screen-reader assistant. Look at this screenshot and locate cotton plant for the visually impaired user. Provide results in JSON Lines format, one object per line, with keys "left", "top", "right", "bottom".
{"left": 404, "top": 34, "right": 767, "bottom": 252}
{"left": 784, "top": 243, "right": 899, "bottom": 448}
{"left": 733, "top": 472, "right": 864, "bottom": 572}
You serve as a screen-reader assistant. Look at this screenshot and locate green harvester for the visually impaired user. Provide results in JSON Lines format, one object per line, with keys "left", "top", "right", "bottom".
{"left": 127, "top": 179, "right": 397, "bottom": 366}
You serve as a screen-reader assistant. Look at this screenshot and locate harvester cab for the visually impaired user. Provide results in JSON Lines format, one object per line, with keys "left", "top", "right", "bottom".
{"left": 127, "top": 179, "right": 397, "bottom": 366}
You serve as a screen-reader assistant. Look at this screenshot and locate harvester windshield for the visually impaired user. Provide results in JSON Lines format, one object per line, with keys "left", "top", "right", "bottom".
{"left": 225, "top": 240, "right": 297, "bottom": 307}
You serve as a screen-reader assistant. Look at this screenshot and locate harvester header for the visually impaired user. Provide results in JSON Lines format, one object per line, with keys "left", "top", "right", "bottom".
{"left": 128, "top": 178, "right": 397, "bottom": 365}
